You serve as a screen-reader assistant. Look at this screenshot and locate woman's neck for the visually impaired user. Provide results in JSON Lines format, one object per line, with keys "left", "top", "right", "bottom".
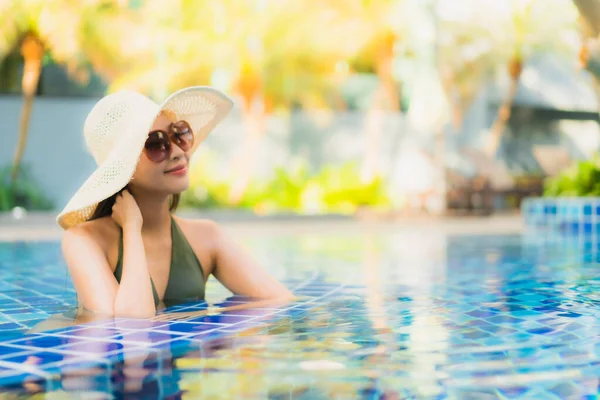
{"left": 128, "top": 187, "right": 172, "bottom": 235}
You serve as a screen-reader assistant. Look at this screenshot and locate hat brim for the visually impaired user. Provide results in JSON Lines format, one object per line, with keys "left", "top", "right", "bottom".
{"left": 56, "top": 86, "right": 233, "bottom": 230}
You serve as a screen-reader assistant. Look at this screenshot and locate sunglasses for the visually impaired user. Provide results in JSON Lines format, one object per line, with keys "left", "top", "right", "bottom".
{"left": 144, "top": 120, "right": 194, "bottom": 163}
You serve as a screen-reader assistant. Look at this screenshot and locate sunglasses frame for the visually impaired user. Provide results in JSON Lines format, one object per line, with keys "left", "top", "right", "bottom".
{"left": 144, "top": 120, "right": 194, "bottom": 163}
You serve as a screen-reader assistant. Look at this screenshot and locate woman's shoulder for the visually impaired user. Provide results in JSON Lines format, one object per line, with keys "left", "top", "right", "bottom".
{"left": 173, "top": 215, "right": 223, "bottom": 247}
{"left": 173, "top": 215, "right": 221, "bottom": 235}
{"left": 62, "top": 217, "right": 120, "bottom": 252}
{"left": 173, "top": 214, "right": 219, "bottom": 231}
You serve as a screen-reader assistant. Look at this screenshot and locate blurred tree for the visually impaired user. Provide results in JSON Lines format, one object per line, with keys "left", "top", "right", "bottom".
{"left": 347, "top": 0, "right": 405, "bottom": 183}
{"left": 0, "top": 0, "right": 140, "bottom": 184}
{"left": 229, "top": 0, "right": 400, "bottom": 201}
{"left": 574, "top": 0, "right": 600, "bottom": 37}
{"left": 573, "top": 0, "right": 600, "bottom": 89}
{"left": 436, "top": 0, "right": 578, "bottom": 157}
{"left": 481, "top": 0, "right": 578, "bottom": 157}
{"left": 437, "top": 15, "right": 497, "bottom": 131}
{"left": 122, "top": 0, "right": 378, "bottom": 205}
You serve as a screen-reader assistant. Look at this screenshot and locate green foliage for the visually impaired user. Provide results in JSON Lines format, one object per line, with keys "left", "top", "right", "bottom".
{"left": 180, "top": 156, "right": 391, "bottom": 214}
{"left": 0, "top": 165, "right": 54, "bottom": 211}
{"left": 543, "top": 155, "right": 600, "bottom": 197}
{"left": 309, "top": 163, "right": 390, "bottom": 213}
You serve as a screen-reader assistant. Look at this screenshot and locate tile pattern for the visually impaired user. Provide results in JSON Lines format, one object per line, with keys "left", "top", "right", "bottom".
{"left": 0, "top": 242, "right": 75, "bottom": 340}
{"left": 0, "top": 286, "right": 343, "bottom": 393}
{"left": 522, "top": 197, "right": 600, "bottom": 234}
{"left": 3, "top": 231, "right": 600, "bottom": 397}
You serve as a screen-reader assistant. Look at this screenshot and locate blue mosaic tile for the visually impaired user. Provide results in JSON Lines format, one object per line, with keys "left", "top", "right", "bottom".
{"left": 7, "top": 335, "right": 73, "bottom": 349}
{"left": 49, "top": 327, "right": 122, "bottom": 338}
{"left": 118, "top": 330, "right": 187, "bottom": 344}
{"left": 217, "top": 308, "right": 276, "bottom": 318}
{"left": 59, "top": 340, "right": 134, "bottom": 356}
{"left": 0, "top": 368, "right": 46, "bottom": 388}
{"left": 108, "top": 319, "right": 170, "bottom": 330}
{"left": 7, "top": 228, "right": 600, "bottom": 397}
{"left": 180, "top": 314, "right": 249, "bottom": 325}
{"left": 157, "top": 322, "right": 223, "bottom": 334}
{"left": 0, "top": 323, "right": 25, "bottom": 331}
{"left": 0, "top": 345, "right": 31, "bottom": 358}
{"left": 523, "top": 197, "right": 600, "bottom": 235}
{"left": 1, "top": 351, "right": 74, "bottom": 366}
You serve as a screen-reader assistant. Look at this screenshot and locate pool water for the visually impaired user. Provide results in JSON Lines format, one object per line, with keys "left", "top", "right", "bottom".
{"left": 1, "top": 228, "right": 600, "bottom": 398}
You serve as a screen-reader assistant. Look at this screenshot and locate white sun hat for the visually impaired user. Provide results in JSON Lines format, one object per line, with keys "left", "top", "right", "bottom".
{"left": 56, "top": 86, "right": 233, "bottom": 230}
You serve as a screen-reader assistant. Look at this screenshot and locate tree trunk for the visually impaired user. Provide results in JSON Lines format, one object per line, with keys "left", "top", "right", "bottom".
{"left": 361, "top": 95, "right": 386, "bottom": 183}
{"left": 227, "top": 60, "right": 266, "bottom": 205}
{"left": 573, "top": 0, "right": 600, "bottom": 37}
{"left": 575, "top": 0, "right": 600, "bottom": 81}
{"left": 361, "top": 33, "right": 399, "bottom": 183}
{"left": 11, "top": 34, "right": 44, "bottom": 184}
{"left": 484, "top": 59, "right": 522, "bottom": 158}
{"left": 227, "top": 102, "right": 266, "bottom": 205}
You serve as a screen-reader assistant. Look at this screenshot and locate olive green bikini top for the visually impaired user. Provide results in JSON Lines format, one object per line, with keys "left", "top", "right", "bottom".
{"left": 113, "top": 216, "right": 206, "bottom": 308}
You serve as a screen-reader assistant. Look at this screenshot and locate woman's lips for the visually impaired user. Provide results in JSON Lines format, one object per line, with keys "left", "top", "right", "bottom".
{"left": 166, "top": 166, "right": 187, "bottom": 176}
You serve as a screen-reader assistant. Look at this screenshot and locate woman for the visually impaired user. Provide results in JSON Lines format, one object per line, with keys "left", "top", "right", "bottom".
{"left": 57, "top": 87, "right": 292, "bottom": 319}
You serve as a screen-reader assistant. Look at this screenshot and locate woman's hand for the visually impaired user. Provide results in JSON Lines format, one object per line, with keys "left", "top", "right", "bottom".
{"left": 111, "top": 189, "right": 143, "bottom": 230}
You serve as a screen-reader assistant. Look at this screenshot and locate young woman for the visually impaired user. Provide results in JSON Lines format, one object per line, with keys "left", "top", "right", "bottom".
{"left": 57, "top": 87, "right": 292, "bottom": 318}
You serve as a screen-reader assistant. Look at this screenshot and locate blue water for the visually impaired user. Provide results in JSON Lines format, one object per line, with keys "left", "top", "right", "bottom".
{"left": 1, "top": 228, "right": 600, "bottom": 398}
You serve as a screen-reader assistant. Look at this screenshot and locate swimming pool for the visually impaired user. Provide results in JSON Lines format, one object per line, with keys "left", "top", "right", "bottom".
{"left": 1, "top": 226, "right": 600, "bottom": 397}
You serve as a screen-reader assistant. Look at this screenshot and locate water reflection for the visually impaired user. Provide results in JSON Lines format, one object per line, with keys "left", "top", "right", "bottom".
{"left": 6, "top": 229, "right": 600, "bottom": 397}
{"left": 28, "top": 307, "right": 113, "bottom": 334}
{"left": 11, "top": 294, "right": 410, "bottom": 398}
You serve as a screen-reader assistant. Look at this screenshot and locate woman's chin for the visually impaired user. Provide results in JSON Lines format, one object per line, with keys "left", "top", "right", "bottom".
{"left": 167, "top": 181, "right": 189, "bottom": 194}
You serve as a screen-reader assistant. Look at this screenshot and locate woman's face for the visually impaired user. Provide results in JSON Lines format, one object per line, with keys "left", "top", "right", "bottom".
{"left": 130, "top": 113, "right": 192, "bottom": 195}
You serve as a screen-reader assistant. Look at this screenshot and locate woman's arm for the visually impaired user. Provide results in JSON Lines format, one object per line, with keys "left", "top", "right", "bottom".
{"left": 61, "top": 227, "right": 117, "bottom": 314}
{"left": 113, "top": 223, "right": 156, "bottom": 317}
{"left": 205, "top": 221, "right": 294, "bottom": 299}
{"left": 110, "top": 189, "right": 155, "bottom": 317}
{"left": 61, "top": 224, "right": 155, "bottom": 318}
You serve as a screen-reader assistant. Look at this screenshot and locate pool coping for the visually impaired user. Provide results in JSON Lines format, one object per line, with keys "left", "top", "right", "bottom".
{"left": 0, "top": 211, "right": 526, "bottom": 242}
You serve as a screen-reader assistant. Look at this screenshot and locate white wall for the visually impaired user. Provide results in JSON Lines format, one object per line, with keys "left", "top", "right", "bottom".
{"left": 0, "top": 96, "right": 99, "bottom": 210}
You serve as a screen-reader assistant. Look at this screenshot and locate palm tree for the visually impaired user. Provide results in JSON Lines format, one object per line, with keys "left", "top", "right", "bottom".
{"left": 0, "top": 0, "right": 138, "bottom": 184}
{"left": 121, "top": 0, "right": 378, "bottom": 204}
{"left": 436, "top": 0, "right": 579, "bottom": 158}
{"left": 573, "top": 0, "right": 600, "bottom": 85}
{"left": 572, "top": 0, "right": 600, "bottom": 111}
{"left": 436, "top": 10, "right": 498, "bottom": 131}
{"left": 574, "top": 0, "right": 600, "bottom": 38}
{"left": 227, "top": 0, "right": 382, "bottom": 203}
{"left": 346, "top": 0, "right": 405, "bottom": 183}
{"left": 477, "top": 0, "right": 579, "bottom": 157}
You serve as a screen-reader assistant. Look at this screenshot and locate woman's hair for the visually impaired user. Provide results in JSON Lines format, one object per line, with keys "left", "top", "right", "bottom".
{"left": 87, "top": 189, "right": 180, "bottom": 222}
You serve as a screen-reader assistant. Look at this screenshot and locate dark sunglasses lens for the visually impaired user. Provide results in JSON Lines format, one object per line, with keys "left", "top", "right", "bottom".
{"left": 144, "top": 131, "right": 170, "bottom": 162}
{"left": 172, "top": 121, "right": 194, "bottom": 151}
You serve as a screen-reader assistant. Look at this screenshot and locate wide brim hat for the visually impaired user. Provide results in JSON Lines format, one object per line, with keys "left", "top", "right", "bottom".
{"left": 56, "top": 86, "right": 233, "bottom": 230}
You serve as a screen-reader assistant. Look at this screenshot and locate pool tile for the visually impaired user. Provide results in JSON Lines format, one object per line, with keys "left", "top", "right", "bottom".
{"left": 6, "top": 220, "right": 600, "bottom": 397}
{"left": 159, "top": 322, "right": 223, "bottom": 335}
{"left": 0, "top": 345, "right": 31, "bottom": 358}
{"left": 1, "top": 351, "right": 73, "bottom": 367}
{"left": 181, "top": 314, "right": 250, "bottom": 325}
{"left": 108, "top": 319, "right": 170, "bottom": 331}
{"left": 59, "top": 340, "right": 135, "bottom": 356}
{"left": 48, "top": 327, "right": 122, "bottom": 338}
{"left": 0, "top": 366, "right": 47, "bottom": 388}
{"left": 7, "top": 335, "right": 74, "bottom": 349}
{"left": 118, "top": 330, "right": 187, "bottom": 344}
{"left": 0, "top": 323, "right": 25, "bottom": 332}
